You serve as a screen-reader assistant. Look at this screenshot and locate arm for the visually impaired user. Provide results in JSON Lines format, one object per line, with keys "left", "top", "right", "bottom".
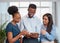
{"left": 30, "top": 21, "right": 40, "bottom": 38}
{"left": 44, "top": 26, "right": 56, "bottom": 41}
{"left": 7, "top": 30, "right": 27, "bottom": 43}
{"left": 30, "top": 21, "right": 40, "bottom": 39}
{"left": 20, "top": 19, "right": 31, "bottom": 38}
{"left": 41, "top": 25, "right": 56, "bottom": 41}
{"left": 30, "top": 33, "right": 39, "bottom": 38}
{"left": 6, "top": 24, "right": 21, "bottom": 43}
{"left": 6, "top": 25, "right": 27, "bottom": 43}
{"left": 7, "top": 32, "right": 22, "bottom": 43}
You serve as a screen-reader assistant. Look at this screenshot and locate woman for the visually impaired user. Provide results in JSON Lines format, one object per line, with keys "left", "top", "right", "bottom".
{"left": 6, "top": 6, "right": 27, "bottom": 43}
{"left": 40, "top": 13, "right": 56, "bottom": 43}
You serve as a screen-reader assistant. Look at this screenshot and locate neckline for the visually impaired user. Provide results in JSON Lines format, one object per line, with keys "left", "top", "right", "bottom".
{"left": 10, "top": 22, "right": 17, "bottom": 27}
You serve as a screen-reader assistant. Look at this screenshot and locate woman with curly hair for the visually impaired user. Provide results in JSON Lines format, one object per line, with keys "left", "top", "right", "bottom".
{"left": 6, "top": 6, "right": 27, "bottom": 43}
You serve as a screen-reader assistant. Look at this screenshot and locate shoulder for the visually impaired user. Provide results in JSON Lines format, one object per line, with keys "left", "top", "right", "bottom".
{"left": 35, "top": 16, "right": 41, "bottom": 22}
{"left": 52, "top": 24, "right": 56, "bottom": 28}
{"left": 34, "top": 16, "right": 39, "bottom": 20}
{"left": 6, "top": 22, "right": 13, "bottom": 32}
{"left": 6, "top": 22, "right": 12, "bottom": 27}
{"left": 52, "top": 24, "right": 56, "bottom": 31}
{"left": 21, "top": 15, "right": 27, "bottom": 21}
{"left": 21, "top": 15, "right": 29, "bottom": 23}
{"left": 22, "top": 15, "right": 27, "bottom": 20}
{"left": 6, "top": 22, "right": 13, "bottom": 30}
{"left": 35, "top": 16, "right": 42, "bottom": 24}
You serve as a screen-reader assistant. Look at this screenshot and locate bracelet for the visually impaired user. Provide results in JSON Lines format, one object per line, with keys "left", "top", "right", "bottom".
{"left": 21, "top": 35, "right": 24, "bottom": 38}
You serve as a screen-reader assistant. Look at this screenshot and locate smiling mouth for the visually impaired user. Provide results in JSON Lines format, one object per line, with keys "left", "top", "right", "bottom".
{"left": 30, "top": 14, "right": 33, "bottom": 16}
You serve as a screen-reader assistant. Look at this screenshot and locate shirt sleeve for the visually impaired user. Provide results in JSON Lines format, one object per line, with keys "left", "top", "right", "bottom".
{"left": 44, "top": 25, "right": 56, "bottom": 41}
{"left": 36, "top": 17, "right": 42, "bottom": 34}
{"left": 36, "top": 18, "right": 42, "bottom": 40}
{"left": 6, "top": 23, "right": 12, "bottom": 33}
{"left": 20, "top": 19, "right": 25, "bottom": 32}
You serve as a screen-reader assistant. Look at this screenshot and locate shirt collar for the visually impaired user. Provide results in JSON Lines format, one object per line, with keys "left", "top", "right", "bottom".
{"left": 26, "top": 14, "right": 36, "bottom": 19}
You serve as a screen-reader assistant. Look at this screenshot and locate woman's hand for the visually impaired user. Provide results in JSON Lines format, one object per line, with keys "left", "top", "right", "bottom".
{"left": 19, "top": 30, "right": 28, "bottom": 38}
{"left": 41, "top": 29, "right": 46, "bottom": 35}
{"left": 20, "top": 30, "right": 28, "bottom": 35}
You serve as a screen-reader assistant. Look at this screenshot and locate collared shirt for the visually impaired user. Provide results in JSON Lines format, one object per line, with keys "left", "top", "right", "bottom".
{"left": 40, "top": 24, "right": 56, "bottom": 42}
{"left": 20, "top": 15, "right": 41, "bottom": 34}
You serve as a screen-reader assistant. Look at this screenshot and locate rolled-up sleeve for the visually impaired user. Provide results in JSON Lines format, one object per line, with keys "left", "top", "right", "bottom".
{"left": 44, "top": 25, "right": 56, "bottom": 41}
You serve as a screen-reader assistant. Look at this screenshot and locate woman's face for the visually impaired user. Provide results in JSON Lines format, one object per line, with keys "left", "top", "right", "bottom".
{"left": 43, "top": 16, "right": 49, "bottom": 25}
{"left": 13, "top": 13, "right": 21, "bottom": 23}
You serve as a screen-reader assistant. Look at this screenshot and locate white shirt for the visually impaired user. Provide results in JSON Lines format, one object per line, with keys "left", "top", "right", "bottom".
{"left": 20, "top": 15, "right": 41, "bottom": 34}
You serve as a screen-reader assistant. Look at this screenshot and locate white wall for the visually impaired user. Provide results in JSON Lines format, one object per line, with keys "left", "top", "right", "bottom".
{"left": 0, "top": 2, "right": 12, "bottom": 25}
{"left": 55, "top": 1, "right": 60, "bottom": 43}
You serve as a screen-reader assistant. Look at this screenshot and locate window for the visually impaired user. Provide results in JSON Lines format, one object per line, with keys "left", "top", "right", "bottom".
{"left": 10, "top": 2, "right": 52, "bottom": 22}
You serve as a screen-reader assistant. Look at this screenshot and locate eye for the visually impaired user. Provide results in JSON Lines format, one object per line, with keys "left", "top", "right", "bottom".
{"left": 45, "top": 18, "right": 47, "bottom": 20}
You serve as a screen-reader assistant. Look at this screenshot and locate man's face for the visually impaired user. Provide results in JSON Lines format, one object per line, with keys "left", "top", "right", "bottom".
{"left": 28, "top": 7, "right": 36, "bottom": 18}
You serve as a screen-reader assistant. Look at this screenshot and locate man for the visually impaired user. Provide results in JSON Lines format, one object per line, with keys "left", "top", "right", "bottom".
{"left": 20, "top": 4, "right": 41, "bottom": 43}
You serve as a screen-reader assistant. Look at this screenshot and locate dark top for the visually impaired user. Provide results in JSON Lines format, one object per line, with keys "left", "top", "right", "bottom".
{"left": 6, "top": 22, "right": 20, "bottom": 43}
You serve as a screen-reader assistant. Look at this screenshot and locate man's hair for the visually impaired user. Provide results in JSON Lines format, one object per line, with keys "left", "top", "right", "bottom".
{"left": 28, "top": 4, "right": 37, "bottom": 9}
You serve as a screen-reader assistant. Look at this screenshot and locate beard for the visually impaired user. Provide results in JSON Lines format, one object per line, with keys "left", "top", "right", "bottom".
{"left": 28, "top": 13, "right": 34, "bottom": 18}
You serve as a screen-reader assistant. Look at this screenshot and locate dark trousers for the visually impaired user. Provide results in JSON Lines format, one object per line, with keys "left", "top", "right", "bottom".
{"left": 23, "top": 37, "right": 39, "bottom": 43}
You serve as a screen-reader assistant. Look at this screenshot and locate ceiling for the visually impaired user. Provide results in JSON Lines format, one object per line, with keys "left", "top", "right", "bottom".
{"left": 0, "top": 0, "right": 60, "bottom": 2}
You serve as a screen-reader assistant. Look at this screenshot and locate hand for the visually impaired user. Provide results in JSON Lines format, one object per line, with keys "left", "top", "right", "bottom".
{"left": 20, "top": 30, "right": 28, "bottom": 35}
{"left": 19, "top": 35, "right": 22, "bottom": 38}
{"left": 25, "top": 33, "right": 31, "bottom": 38}
{"left": 31, "top": 33, "right": 39, "bottom": 36}
{"left": 41, "top": 29, "right": 46, "bottom": 35}
{"left": 30, "top": 33, "right": 39, "bottom": 38}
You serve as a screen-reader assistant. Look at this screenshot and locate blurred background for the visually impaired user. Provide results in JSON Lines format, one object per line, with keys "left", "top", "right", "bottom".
{"left": 0, "top": 0, "right": 60, "bottom": 43}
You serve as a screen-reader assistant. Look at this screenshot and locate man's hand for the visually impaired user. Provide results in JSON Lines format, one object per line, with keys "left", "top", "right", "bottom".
{"left": 25, "top": 33, "right": 32, "bottom": 38}
{"left": 30, "top": 33, "right": 39, "bottom": 38}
